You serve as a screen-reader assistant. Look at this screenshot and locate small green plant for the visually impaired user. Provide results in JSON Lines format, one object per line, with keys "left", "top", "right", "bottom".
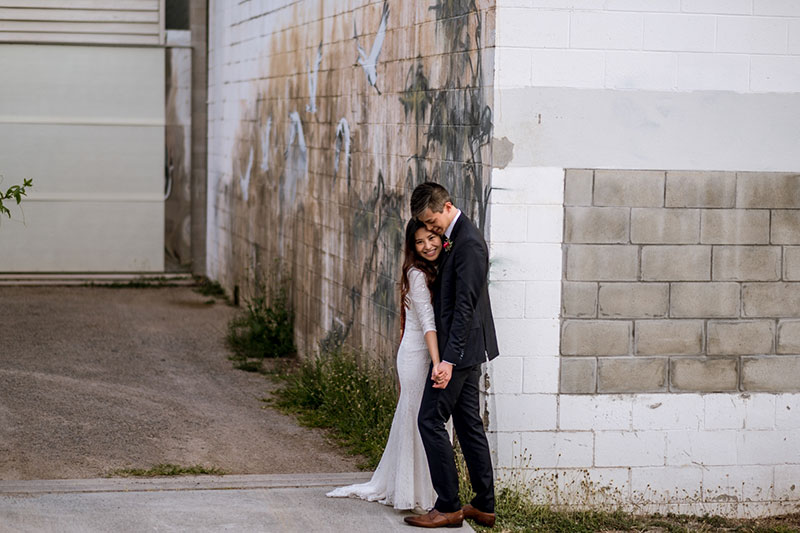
{"left": 0, "top": 177, "right": 33, "bottom": 218}
{"left": 227, "top": 283, "right": 296, "bottom": 372}
{"left": 264, "top": 336, "right": 800, "bottom": 532}
{"left": 96, "top": 276, "right": 177, "bottom": 288}
{"left": 270, "top": 344, "right": 398, "bottom": 469}
{"left": 194, "top": 276, "right": 227, "bottom": 300}
{"left": 106, "top": 464, "right": 224, "bottom": 478}
{"left": 270, "top": 349, "right": 800, "bottom": 532}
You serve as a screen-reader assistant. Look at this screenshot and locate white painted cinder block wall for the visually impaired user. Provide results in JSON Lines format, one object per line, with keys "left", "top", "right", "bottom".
{"left": 487, "top": 0, "right": 800, "bottom": 516}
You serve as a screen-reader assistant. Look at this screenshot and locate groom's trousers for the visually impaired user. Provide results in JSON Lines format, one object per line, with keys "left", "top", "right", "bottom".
{"left": 418, "top": 363, "right": 495, "bottom": 514}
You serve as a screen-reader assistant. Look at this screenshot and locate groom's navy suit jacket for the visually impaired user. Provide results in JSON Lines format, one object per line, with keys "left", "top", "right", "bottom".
{"left": 433, "top": 214, "right": 500, "bottom": 368}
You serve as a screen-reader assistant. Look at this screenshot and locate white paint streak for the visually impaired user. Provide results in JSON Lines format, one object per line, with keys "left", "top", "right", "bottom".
{"left": 333, "top": 117, "right": 350, "bottom": 183}
{"left": 306, "top": 42, "right": 322, "bottom": 113}
{"left": 260, "top": 115, "right": 272, "bottom": 172}
{"left": 354, "top": 1, "right": 388, "bottom": 94}
{"left": 239, "top": 147, "right": 253, "bottom": 202}
{"left": 286, "top": 111, "right": 307, "bottom": 156}
{"left": 282, "top": 110, "right": 308, "bottom": 204}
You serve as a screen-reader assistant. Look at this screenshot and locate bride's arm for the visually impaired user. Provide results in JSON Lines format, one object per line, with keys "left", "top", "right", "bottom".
{"left": 409, "top": 269, "right": 440, "bottom": 367}
{"left": 424, "top": 330, "right": 441, "bottom": 367}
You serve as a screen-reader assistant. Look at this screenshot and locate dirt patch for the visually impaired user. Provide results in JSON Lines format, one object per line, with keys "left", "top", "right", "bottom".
{"left": 0, "top": 286, "right": 360, "bottom": 480}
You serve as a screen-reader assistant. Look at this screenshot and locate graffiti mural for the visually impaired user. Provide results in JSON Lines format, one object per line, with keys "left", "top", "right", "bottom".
{"left": 405, "top": 0, "right": 493, "bottom": 229}
{"left": 208, "top": 0, "right": 494, "bottom": 365}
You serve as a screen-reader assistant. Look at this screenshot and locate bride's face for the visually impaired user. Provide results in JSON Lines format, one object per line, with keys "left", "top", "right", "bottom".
{"left": 414, "top": 227, "right": 442, "bottom": 262}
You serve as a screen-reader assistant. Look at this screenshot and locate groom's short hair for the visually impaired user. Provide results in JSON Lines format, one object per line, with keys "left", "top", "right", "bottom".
{"left": 411, "top": 182, "right": 452, "bottom": 219}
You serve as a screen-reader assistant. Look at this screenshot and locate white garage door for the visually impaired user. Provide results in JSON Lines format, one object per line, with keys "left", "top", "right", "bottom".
{"left": 0, "top": 44, "right": 164, "bottom": 272}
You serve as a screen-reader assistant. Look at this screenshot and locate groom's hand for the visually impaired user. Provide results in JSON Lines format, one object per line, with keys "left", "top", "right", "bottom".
{"left": 432, "top": 361, "right": 453, "bottom": 389}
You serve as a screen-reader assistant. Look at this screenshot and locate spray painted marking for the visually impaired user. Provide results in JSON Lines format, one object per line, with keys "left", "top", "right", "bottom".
{"left": 282, "top": 111, "right": 308, "bottom": 204}
{"left": 260, "top": 116, "right": 272, "bottom": 172}
{"left": 333, "top": 117, "right": 351, "bottom": 187}
{"left": 240, "top": 147, "right": 254, "bottom": 202}
{"left": 354, "top": 1, "right": 388, "bottom": 95}
{"left": 306, "top": 42, "right": 323, "bottom": 113}
{"left": 286, "top": 111, "right": 307, "bottom": 156}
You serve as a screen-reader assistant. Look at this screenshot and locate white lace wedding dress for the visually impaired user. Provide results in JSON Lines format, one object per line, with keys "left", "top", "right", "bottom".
{"left": 326, "top": 267, "right": 437, "bottom": 513}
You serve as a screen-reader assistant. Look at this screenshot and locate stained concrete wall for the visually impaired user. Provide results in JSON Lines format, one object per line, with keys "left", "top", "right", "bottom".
{"left": 165, "top": 38, "right": 192, "bottom": 270}
{"left": 206, "top": 0, "right": 495, "bottom": 365}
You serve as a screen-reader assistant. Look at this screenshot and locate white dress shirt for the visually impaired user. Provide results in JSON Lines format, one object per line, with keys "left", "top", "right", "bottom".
{"left": 444, "top": 209, "right": 461, "bottom": 239}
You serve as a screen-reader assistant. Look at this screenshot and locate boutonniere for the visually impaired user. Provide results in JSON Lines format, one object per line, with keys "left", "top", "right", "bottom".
{"left": 443, "top": 237, "right": 453, "bottom": 253}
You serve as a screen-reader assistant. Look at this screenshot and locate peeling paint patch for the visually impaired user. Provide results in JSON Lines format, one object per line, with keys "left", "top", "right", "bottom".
{"left": 492, "top": 136, "right": 514, "bottom": 169}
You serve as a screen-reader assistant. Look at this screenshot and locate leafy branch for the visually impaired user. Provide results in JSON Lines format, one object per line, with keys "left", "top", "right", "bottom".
{"left": 0, "top": 178, "right": 33, "bottom": 218}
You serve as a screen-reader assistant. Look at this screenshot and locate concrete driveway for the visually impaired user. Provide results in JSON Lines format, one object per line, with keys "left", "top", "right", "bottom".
{"left": 0, "top": 285, "right": 475, "bottom": 532}
{"left": 0, "top": 285, "right": 360, "bottom": 479}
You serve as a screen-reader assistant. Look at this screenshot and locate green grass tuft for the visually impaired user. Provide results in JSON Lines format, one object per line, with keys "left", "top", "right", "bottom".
{"left": 106, "top": 464, "right": 225, "bottom": 478}
{"left": 269, "top": 345, "right": 397, "bottom": 469}
{"left": 88, "top": 277, "right": 178, "bottom": 288}
{"left": 193, "top": 276, "right": 228, "bottom": 300}
{"left": 227, "top": 284, "right": 296, "bottom": 372}
{"left": 267, "top": 342, "right": 800, "bottom": 532}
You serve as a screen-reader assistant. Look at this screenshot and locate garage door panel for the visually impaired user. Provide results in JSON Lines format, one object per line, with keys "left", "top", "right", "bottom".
{"left": 0, "top": 43, "right": 164, "bottom": 272}
{"left": 0, "top": 123, "right": 163, "bottom": 196}
{"left": 0, "top": 201, "right": 163, "bottom": 272}
{"left": 0, "top": 45, "right": 163, "bottom": 123}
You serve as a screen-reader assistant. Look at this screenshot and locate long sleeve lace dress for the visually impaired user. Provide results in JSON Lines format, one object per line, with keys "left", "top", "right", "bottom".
{"left": 325, "top": 267, "right": 437, "bottom": 512}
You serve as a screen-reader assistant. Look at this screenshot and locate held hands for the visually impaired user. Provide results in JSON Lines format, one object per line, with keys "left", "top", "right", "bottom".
{"left": 432, "top": 361, "right": 453, "bottom": 389}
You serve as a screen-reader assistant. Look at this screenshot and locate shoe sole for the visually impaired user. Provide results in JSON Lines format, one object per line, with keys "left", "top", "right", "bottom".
{"left": 403, "top": 519, "right": 464, "bottom": 528}
{"left": 465, "top": 515, "right": 495, "bottom": 527}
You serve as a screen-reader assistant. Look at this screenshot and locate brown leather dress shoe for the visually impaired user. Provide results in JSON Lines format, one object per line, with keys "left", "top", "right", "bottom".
{"left": 462, "top": 504, "right": 496, "bottom": 527}
{"left": 404, "top": 508, "right": 464, "bottom": 528}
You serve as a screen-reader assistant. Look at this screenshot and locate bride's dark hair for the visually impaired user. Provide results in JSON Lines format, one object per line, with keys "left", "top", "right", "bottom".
{"left": 400, "top": 218, "right": 439, "bottom": 334}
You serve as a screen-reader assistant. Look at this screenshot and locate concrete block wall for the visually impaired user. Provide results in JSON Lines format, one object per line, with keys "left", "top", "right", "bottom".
{"left": 562, "top": 169, "right": 800, "bottom": 394}
{"left": 488, "top": 0, "right": 800, "bottom": 516}
{"left": 206, "top": 0, "right": 494, "bottom": 363}
{"left": 487, "top": 168, "right": 800, "bottom": 516}
{"left": 495, "top": 0, "right": 800, "bottom": 94}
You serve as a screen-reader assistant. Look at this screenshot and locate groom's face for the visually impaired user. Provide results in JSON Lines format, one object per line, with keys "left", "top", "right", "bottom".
{"left": 419, "top": 203, "right": 455, "bottom": 235}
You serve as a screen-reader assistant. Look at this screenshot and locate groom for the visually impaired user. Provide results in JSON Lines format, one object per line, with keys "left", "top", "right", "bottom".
{"left": 405, "top": 182, "right": 500, "bottom": 529}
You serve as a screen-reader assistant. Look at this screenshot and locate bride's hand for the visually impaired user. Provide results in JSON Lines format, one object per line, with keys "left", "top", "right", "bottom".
{"left": 432, "top": 361, "right": 452, "bottom": 389}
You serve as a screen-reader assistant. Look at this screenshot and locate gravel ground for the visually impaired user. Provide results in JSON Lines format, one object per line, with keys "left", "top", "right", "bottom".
{"left": 0, "top": 285, "right": 360, "bottom": 480}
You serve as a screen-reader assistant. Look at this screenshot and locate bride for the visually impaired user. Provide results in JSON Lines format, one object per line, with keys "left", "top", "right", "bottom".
{"left": 326, "top": 218, "right": 443, "bottom": 513}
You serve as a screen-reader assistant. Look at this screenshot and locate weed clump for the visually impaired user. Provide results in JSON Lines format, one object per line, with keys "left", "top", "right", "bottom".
{"left": 227, "top": 284, "right": 295, "bottom": 372}
{"left": 193, "top": 276, "right": 227, "bottom": 300}
{"left": 270, "top": 344, "right": 397, "bottom": 470}
{"left": 107, "top": 464, "right": 224, "bottom": 478}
